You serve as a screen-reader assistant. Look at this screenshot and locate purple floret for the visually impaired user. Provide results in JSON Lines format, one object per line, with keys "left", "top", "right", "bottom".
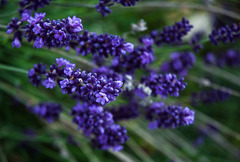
{"left": 42, "top": 77, "right": 56, "bottom": 89}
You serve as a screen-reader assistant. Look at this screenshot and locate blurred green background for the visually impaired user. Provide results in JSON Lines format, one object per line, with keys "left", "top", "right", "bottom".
{"left": 0, "top": 0, "right": 240, "bottom": 161}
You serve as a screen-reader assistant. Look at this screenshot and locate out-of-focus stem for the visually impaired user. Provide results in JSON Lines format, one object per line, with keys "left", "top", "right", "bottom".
{"left": 50, "top": 1, "right": 240, "bottom": 20}
{"left": 135, "top": 2, "right": 240, "bottom": 20}
{"left": 196, "top": 62, "right": 240, "bottom": 88}
{"left": 188, "top": 74, "right": 240, "bottom": 97}
{"left": 0, "top": 24, "right": 7, "bottom": 29}
{"left": 0, "top": 10, "right": 18, "bottom": 18}
{"left": 51, "top": 49, "right": 98, "bottom": 69}
{"left": 0, "top": 63, "right": 28, "bottom": 74}
{"left": 51, "top": 2, "right": 96, "bottom": 8}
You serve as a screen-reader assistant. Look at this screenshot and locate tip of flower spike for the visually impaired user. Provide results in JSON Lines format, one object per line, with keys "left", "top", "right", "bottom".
{"left": 12, "top": 38, "right": 21, "bottom": 48}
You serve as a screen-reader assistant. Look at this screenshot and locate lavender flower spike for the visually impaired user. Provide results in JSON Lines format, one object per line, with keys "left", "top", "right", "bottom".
{"left": 71, "top": 102, "right": 129, "bottom": 151}
{"left": 209, "top": 23, "right": 240, "bottom": 45}
{"left": 146, "top": 102, "right": 195, "bottom": 129}
{"left": 141, "top": 72, "right": 187, "bottom": 97}
{"left": 29, "top": 102, "right": 62, "bottom": 123}
{"left": 148, "top": 17, "right": 193, "bottom": 46}
{"left": 161, "top": 51, "right": 196, "bottom": 76}
{"left": 28, "top": 58, "right": 123, "bottom": 105}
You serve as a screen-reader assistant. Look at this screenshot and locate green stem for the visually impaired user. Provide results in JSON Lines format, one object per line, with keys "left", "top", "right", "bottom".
{"left": 51, "top": 2, "right": 95, "bottom": 8}
{"left": 0, "top": 10, "right": 18, "bottom": 18}
{"left": 0, "top": 64, "right": 28, "bottom": 74}
{"left": 187, "top": 74, "right": 240, "bottom": 98}
{"left": 196, "top": 62, "right": 240, "bottom": 88}
{"left": 0, "top": 24, "right": 7, "bottom": 29}
{"left": 50, "top": 1, "right": 240, "bottom": 20}
{"left": 136, "top": 2, "right": 240, "bottom": 20}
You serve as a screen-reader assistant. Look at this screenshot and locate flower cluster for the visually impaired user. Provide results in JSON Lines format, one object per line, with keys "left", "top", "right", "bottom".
{"left": 7, "top": 12, "right": 83, "bottom": 49}
{"left": 209, "top": 23, "right": 240, "bottom": 45}
{"left": 111, "top": 38, "right": 154, "bottom": 74}
{"left": 19, "top": 0, "right": 51, "bottom": 13}
{"left": 26, "top": 13, "right": 83, "bottom": 49}
{"left": 29, "top": 102, "right": 62, "bottom": 123}
{"left": 141, "top": 72, "right": 187, "bottom": 97}
{"left": 147, "top": 18, "right": 193, "bottom": 46}
{"left": 161, "top": 51, "right": 196, "bottom": 76}
{"left": 71, "top": 103, "right": 129, "bottom": 151}
{"left": 70, "top": 30, "right": 134, "bottom": 58}
{"left": 96, "top": 0, "right": 140, "bottom": 17}
{"left": 146, "top": 102, "right": 195, "bottom": 129}
{"left": 28, "top": 58, "right": 123, "bottom": 106}
{"left": 204, "top": 50, "right": 240, "bottom": 68}
{"left": 191, "top": 89, "right": 230, "bottom": 105}
{"left": 7, "top": 17, "right": 24, "bottom": 48}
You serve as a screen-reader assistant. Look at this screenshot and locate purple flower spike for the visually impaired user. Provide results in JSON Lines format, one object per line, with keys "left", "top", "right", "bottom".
{"left": 146, "top": 102, "right": 195, "bottom": 129}
{"left": 73, "top": 30, "right": 133, "bottom": 57}
{"left": 19, "top": 0, "right": 52, "bottom": 14}
{"left": 145, "top": 17, "right": 193, "bottom": 46}
{"left": 30, "top": 102, "right": 62, "bottom": 123}
{"left": 209, "top": 23, "right": 240, "bottom": 45}
{"left": 141, "top": 72, "right": 187, "bottom": 97}
{"left": 71, "top": 103, "right": 128, "bottom": 151}
{"left": 161, "top": 51, "right": 195, "bottom": 76}
{"left": 28, "top": 58, "right": 123, "bottom": 106}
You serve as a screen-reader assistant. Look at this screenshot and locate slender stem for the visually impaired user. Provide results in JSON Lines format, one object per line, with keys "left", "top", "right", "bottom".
{"left": 0, "top": 10, "right": 18, "bottom": 18}
{"left": 109, "top": 151, "right": 136, "bottom": 162}
{"left": 0, "top": 24, "right": 7, "bottom": 29}
{"left": 135, "top": 2, "right": 240, "bottom": 21}
{"left": 50, "top": 1, "right": 240, "bottom": 20}
{"left": 187, "top": 74, "right": 240, "bottom": 98}
{"left": 196, "top": 62, "right": 240, "bottom": 88}
{"left": 50, "top": 49, "right": 97, "bottom": 69}
{"left": 127, "top": 138, "right": 155, "bottom": 162}
{"left": 51, "top": 2, "right": 96, "bottom": 8}
{"left": 0, "top": 64, "right": 28, "bottom": 74}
